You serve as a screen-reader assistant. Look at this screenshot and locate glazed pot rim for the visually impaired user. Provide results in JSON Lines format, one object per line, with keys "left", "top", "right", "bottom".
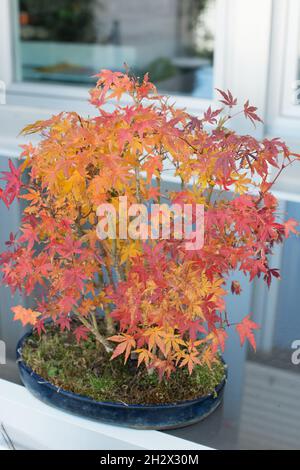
{"left": 17, "top": 329, "right": 228, "bottom": 410}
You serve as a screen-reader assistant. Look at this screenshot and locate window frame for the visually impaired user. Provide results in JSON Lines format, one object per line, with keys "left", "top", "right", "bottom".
{"left": 0, "top": 0, "right": 276, "bottom": 157}
{"left": 4, "top": 0, "right": 226, "bottom": 114}
{"left": 266, "top": 0, "right": 300, "bottom": 139}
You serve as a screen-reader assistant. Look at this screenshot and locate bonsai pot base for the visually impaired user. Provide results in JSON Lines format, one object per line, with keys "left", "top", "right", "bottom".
{"left": 17, "top": 332, "right": 227, "bottom": 430}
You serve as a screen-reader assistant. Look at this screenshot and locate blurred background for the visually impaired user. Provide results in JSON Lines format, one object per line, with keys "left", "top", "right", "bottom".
{"left": 0, "top": 0, "right": 300, "bottom": 449}
{"left": 17, "top": 0, "right": 215, "bottom": 98}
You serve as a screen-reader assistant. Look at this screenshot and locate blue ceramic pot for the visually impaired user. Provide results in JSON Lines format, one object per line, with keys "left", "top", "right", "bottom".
{"left": 16, "top": 331, "right": 227, "bottom": 430}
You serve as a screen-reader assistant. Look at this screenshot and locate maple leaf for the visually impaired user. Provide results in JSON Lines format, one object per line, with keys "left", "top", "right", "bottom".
{"left": 62, "top": 267, "right": 86, "bottom": 291}
{"left": 137, "top": 73, "right": 157, "bottom": 99}
{"left": 73, "top": 325, "right": 89, "bottom": 343}
{"left": 91, "top": 70, "right": 124, "bottom": 106}
{"left": 57, "top": 315, "right": 71, "bottom": 332}
{"left": 180, "top": 350, "right": 202, "bottom": 375}
{"left": 5, "top": 232, "right": 16, "bottom": 248}
{"left": 203, "top": 106, "right": 222, "bottom": 124}
{"left": 236, "top": 315, "right": 260, "bottom": 351}
{"left": 214, "top": 150, "right": 236, "bottom": 178}
{"left": 34, "top": 254, "right": 52, "bottom": 277}
{"left": 58, "top": 295, "right": 77, "bottom": 314}
{"left": 147, "top": 185, "right": 161, "bottom": 200}
{"left": 56, "top": 236, "right": 82, "bottom": 258}
{"left": 264, "top": 268, "right": 280, "bottom": 288}
{"left": 213, "top": 328, "right": 228, "bottom": 353}
{"left": 142, "top": 156, "right": 163, "bottom": 184}
{"left": 180, "top": 320, "right": 207, "bottom": 341}
{"left": 19, "top": 224, "right": 39, "bottom": 251}
{"left": 201, "top": 346, "right": 217, "bottom": 369}
{"left": 164, "top": 331, "right": 186, "bottom": 356}
{"left": 117, "top": 128, "right": 133, "bottom": 148}
{"left": 284, "top": 218, "right": 299, "bottom": 238}
{"left": 109, "top": 334, "right": 136, "bottom": 363}
{"left": 151, "top": 357, "right": 175, "bottom": 380}
{"left": 20, "top": 189, "right": 41, "bottom": 206}
{"left": 12, "top": 305, "right": 39, "bottom": 326}
{"left": 216, "top": 89, "right": 237, "bottom": 108}
{"left": 35, "top": 318, "right": 46, "bottom": 335}
{"left": 143, "top": 328, "right": 166, "bottom": 355}
{"left": 244, "top": 100, "right": 263, "bottom": 125}
{"left": 135, "top": 348, "right": 153, "bottom": 367}
{"left": 120, "top": 243, "right": 142, "bottom": 264}
{"left": 233, "top": 174, "right": 251, "bottom": 194}
{"left": 0, "top": 159, "right": 22, "bottom": 207}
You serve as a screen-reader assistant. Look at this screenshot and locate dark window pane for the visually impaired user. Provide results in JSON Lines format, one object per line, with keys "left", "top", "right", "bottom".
{"left": 17, "top": 0, "right": 216, "bottom": 98}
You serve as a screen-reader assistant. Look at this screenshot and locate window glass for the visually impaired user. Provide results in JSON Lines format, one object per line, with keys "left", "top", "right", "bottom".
{"left": 273, "top": 201, "right": 300, "bottom": 349}
{"left": 17, "top": 0, "right": 216, "bottom": 98}
{"left": 296, "top": 25, "right": 300, "bottom": 104}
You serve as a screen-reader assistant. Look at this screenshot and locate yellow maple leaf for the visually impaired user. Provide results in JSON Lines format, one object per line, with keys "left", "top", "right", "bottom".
{"left": 135, "top": 348, "right": 153, "bottom": 367}
{"left": 233, "top": 174, "right": 252, "bottom": 194}
{"left": 120, "top": 243, "right": 141, "bottom": 264}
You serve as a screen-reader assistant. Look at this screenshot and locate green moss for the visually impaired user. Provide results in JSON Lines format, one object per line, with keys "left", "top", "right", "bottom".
{"left": 22, "top": 326, "right": 226, "bottom": 405}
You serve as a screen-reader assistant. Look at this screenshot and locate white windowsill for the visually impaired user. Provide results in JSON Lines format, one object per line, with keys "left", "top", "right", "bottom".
{"left": 6, "top": 81, "right": 213, "bottom": 115}
{"left": 0, "top": 378, "right": 211, "bottom": 451}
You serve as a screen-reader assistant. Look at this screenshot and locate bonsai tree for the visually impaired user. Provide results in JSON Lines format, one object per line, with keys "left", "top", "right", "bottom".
{"left": 1, "top": 70, "right": 299, "bottom": 380}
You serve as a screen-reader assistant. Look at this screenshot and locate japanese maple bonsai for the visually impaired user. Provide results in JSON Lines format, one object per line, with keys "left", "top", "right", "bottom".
{"left": 0, "top": 70, "right": 298, "bottom": 428}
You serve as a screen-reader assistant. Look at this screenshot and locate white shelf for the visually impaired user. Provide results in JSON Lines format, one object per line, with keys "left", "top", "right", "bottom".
{"left": 0, "top": 379, "right": 211, "bottom": 450}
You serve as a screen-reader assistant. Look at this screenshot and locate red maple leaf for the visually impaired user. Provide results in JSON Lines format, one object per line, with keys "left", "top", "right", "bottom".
{"left": 57, "top": 315, "right": 71, "bottom": 332}
{"left": 214, "top": 150, "right": 236, "bottom": 178}
{"left": 244, "top": 100, "right": 263, "bottom": 125}
{"left": 58, "top": 295, "right": 78, "bottom": 314}
{"left": 264, "top": 268, "right": 280, "bottom": 288}
{"left": 19, "top": 224, "right": 39, "bottom": 250}
{"left": 203, "top": 106, "right": 222, "bottom": 124}
{"left": 56, "top": 236, "right": 82, "bottom": 258}
{"left": 184, "top": 320, "right": 207, "bottom": 341}
{"left": 216, "top": 89, "right": 237, "bottom": 108}
{"left": 236, "top": 315, "right": 260, "bottom": 351}
{"left": 35, "top": 318, "right": 46, "bottom": 335}
{"left": 142, "top": 156, "right": 163, "bottom": 184}
{"left": 0, "top": 159, "right": 22, "bottom": 207}
{"left": 74, "top": 325, "right": 89, "bottom": 343}
{"left": 62, "top": 267, "right": 86, "bottom": 291}
{"left": 5, "top": 232, "right": 17, "bottom": 248}
{"left": 147, "top": 185, "right": 161, "bottom": 200}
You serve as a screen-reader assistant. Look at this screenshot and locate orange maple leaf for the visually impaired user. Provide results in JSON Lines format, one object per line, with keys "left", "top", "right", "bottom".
{"left": 12, "top": 305, "right": 40, "bottom": 326}
{"left": 236, "top": 315, "right": 260, "bottom": 351}
{"left": 180, "top": 350, "right": 201, "bottom": 375}
{"left": 108, "top": 334, "right": 136, "bottom": 363}
{"left": 284, "top": 218, "right": 299, "bottom": 238}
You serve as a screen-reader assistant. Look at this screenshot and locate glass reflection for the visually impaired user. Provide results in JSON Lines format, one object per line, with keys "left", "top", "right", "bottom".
{"left": 17, "top": 0, "right": 216, "bottom": 98}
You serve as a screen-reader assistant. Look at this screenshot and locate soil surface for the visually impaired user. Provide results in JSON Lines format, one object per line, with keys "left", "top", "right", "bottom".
{"left": 22, "top": 325, "right": 225, "bottom": 405}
